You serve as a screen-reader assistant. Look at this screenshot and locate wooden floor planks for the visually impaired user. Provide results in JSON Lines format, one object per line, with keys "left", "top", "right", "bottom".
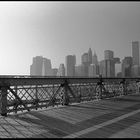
{"left": 0, "top": 93, "right": 140, "bottom": 138}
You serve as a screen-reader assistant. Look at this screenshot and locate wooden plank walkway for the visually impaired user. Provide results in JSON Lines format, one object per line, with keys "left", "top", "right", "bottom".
{"left": 0, "top": 93, "right": 140, "bottom": 138}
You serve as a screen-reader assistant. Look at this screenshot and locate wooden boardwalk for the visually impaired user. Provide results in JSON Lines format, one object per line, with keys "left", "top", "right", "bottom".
{"left": 1, "top": 93, "right": 140, "bottom": 138}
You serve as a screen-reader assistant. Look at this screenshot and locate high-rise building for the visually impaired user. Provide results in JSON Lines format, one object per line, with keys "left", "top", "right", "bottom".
{"left": 104, "top": 50, "right": 114, "bottom": 60}
{"left": 92, "top": 50, "right": 98, "bottom": 65}
{"left": 75, "top": 64, "right": 83, "bottom": 77}
{"left": 65, "top": 55, "right": 76, "bottom": 76}
{"left": 30, "top": 56, "right": 53, "bottom": 76}
{"left": 99, "top": 59, "right": 115, "bottom": 77}
{"left": 115, "top": 63, "right": 121, "bottom": 77}
{"left": 42, "top": 58, "right": 52, "bottom": 76}
{"left": 88, "top": 48, "right": 92, "bottom": 64}
{"left": 132, "top": 41, "right": 139, "bottom": 66}
{"left": 88, "top": 64, "right": 97, "bottom": 77}
{"left": 99, "top": 60, "right": 106, "bottom": 77}
{"left": 30, "top": 56, "right": 43, "bottom": 76}
{"left": 122, "top": 56, "right": 133, "bottom": 77}
{"left": 58, "top": 63, "right": 65, "bottom": 76}
{"left": 81, "top": 53, "right": 89, "bottom": 65}
{"left": 81, "top": 53, "right": 89, "bottom": 76}
{"left": 131, "top": 65, "right": 140, "bottom": 77}
{"left": 100, "top": 50, "right": 115, "bottom": 77}
{"left": 52, "top": 68, "right": 58, "bottom": 76}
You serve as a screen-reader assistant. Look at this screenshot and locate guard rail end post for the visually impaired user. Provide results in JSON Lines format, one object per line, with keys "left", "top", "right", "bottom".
{"left": 0, "top": 86, "right": 8, "bottom": 116}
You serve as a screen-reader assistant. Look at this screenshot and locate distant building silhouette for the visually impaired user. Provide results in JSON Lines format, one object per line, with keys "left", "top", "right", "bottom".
{"left": 65, "top": 55, "right": 76, "bottom": 76}
{"left": 122, "top": 56, "right": 133, "bottom": 77}
{"left": 115, "top": 63, "right": 121, "bottom": 77}
{"left": 88, "top": 64, "right": 98, "bottom": 77}
{"left": 42, "top": 58, "right": 52, "bottom": 76}
{"left": 99, "top": 50, "right": 115, "bottom": 77}
{"left": 52, "top": 68, "right": 58, "bottom": 76}
{"left": 88, "top": 48, "right": 92, "bottom": 65}
{"left": 30, "top": 56, "right": 52, "bottom": 76}
{"left": 81, "top": 53, "right": 88, "bottom": 65}
{"left": 57, "top": 63, "right": 65, "bottom": 76}
{"left": 92, "top": 50, "right": 98, "bottom": 65}
{"left": 99, "top": 59, "right": 115, "bottom": 77}
{"left": 132, "top": 41, "right": 139, "bottom": 66}
{"left": 30, "top": 56, "right": 43, "bottom": 76}
{"left": 104, "top": 50, "right": 114, "bottom": 60}
{"left": 131, "top": 65, "right": 140, "bottom": 77}
{"left": 81, "top": 53, "right": 89, "bottom": 76}
{"left": 75, "top": 64, "right": 83, "bottom": 76}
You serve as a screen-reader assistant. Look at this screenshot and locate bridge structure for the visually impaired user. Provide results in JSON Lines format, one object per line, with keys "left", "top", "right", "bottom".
{"left": 0, "top": 75, "right": 140, "bottom": 116}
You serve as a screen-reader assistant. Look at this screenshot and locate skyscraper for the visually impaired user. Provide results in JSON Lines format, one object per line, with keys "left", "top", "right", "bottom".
{"left": 92, "top": 50, "right": 98, "bottom": 65}
{"left": 65, "top": 55, "right": 76, "bottom": 76}
{"left": 81, "top": 53, "right": 89, "bottom": 76}
{"left": 132, "top": 41, "right": 139, "bottom": 66}
{"left": 88, "top": 48, "right": 92, "bottom": 64}
{"left": 131, "top": 65, "right": 140, "bottom": 77}
{"left": 58, "top": 63, "right": 65, "bottom": 76}
{"left": 99, "top": 59, "right": 115, "bottom": 77}
{"left": 52, "top": 68, "right": 58, "bottom": 76}
{"left": 104, "top": 50, "right": 114, "bottom": 60}
{"left": 42, "top": 58, "right": 52, "bottom": 76}
{"left": 99, "top": 50, "right": 115, "bottom": 77}
{"left": 81, "top": 53, "right": 89, "bottom": 65}
{"left": 88, "top": 64, "right": 97, "bottom": 77}
{"left": 30, "top": 56, "right": 53, "bottom": 76}
{"left": 30, "top": 56, "right": 43, "bottom": 76}
{"left": 122, "top": 56, "right": 133, "bottom": 77}
{"left": 75, "top": 64, "right": 83, "bottom": 77}
{"left": 115, "top": 63, "right": 121, "bottom": 77}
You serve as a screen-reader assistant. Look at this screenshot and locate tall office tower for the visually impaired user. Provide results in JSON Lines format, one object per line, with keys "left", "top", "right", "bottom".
{"left": 52, "top": 68, "right": 58, "bottom": 76}
{"left": 131, "top": 65, "right": 140, "bottom": 77}
{"left": 113, "top": 57, "right": 120, "bottom": 64}
{"left": 92, "top": 50, "right": 98, "bottom": 65}
{"left": 58, "top": 63, "right": 65, "bottom": 76}
{"left": 104, "top": 50, "right": 114, "bottom": 60}
{"left": 81, "top": 53, "right": 89, "bottom": 65}
{"left": 99, "top": 50, "right": 115, "bottom": 77}
{"left": 132, "top": 41, "right": 139, "bottom": 65}
{"left": 42, "top": 58, "right": 52, "bottom": 76}
{"left": 81, "top": 53, "right": 89, "bottom": 76}
{"left": 99, "top": 60, "right": 106, "bottom": 77}
{"left": 30, "top": 64, "right": 34, "bottom": 75}
{"left": 122, "top": 56, "right": 133, "bottom": 77}
{"left": 88, "top": 48, "right": 92, "bottom": 64}
{"left": 88, "top": 64, "right": 97, "bottom": 77}
{"left": 75, "top": 64, "right": 83, "bottom": 77}
{"left": 99, "top": 59, "right": 115, "bottom": 77}
{"left": 65, "top": 55, "right": 76, "bottom": 76}
{"left": 115, "top": 63, "right": 121, "bottom": 77}
{"left": 30, "top": 56, "right": 43, "bottom": 76}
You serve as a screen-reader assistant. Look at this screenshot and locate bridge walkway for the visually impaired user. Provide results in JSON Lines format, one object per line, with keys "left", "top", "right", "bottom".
{"left": 0, "top": 93, "right": 140, "bottom": 138}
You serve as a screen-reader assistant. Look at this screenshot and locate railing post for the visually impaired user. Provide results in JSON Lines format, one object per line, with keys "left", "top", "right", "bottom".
{"left": 120, "top": 79, "right": 126, "bottom": 96}
{"left": 99, "top": 75, "right": 103, "bottom": 99}
{"left": 136, "top": 80, "right": 139, "bottom": 94}
{"left": 0, "top": 86, "right": 8, "bottom": 116}
{"left": 35, "top": 85, "right": 38, "bottom": 100}
{"left": 63, "top": 79, "right": 69, "bottom": 105}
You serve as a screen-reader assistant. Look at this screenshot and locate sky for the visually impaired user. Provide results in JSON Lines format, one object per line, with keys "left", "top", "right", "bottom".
{"left": 0, "top": 1, "right": 140, "bottom": 75}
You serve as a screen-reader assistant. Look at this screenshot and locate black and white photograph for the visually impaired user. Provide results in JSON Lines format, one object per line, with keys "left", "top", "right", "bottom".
{"left": 0, "top": 1, "right": 140, "bottom": 138}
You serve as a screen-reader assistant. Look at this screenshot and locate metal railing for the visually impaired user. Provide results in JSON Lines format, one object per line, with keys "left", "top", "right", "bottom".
{"left": 0, "top": 76, "right": 139, "bottom": 116}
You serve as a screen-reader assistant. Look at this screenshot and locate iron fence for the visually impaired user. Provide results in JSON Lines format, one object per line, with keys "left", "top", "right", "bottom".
{"left": 0, "top": 76, "right": 139, "bottom": 116}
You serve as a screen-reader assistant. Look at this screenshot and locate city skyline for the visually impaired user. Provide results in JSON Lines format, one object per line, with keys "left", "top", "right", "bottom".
{"left": 30, "top": 40, "right": 140, "bottom": 78}
{"left": 1, "top": 2, "right": 140, "bottom": 75}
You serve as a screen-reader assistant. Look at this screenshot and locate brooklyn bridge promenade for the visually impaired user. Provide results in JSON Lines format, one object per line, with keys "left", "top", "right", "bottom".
{"left": 0, "top": 76, "right": 140, "bottom": 138}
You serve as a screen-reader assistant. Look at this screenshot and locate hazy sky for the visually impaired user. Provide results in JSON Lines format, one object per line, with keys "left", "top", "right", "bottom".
{"left": 0, "top": 2, "right": 140, "bottom": 75}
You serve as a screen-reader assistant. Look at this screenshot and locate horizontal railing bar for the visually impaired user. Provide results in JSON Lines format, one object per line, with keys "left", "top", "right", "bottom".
{"left": 0, "top": 77, "right": 140, "bottom": 86}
